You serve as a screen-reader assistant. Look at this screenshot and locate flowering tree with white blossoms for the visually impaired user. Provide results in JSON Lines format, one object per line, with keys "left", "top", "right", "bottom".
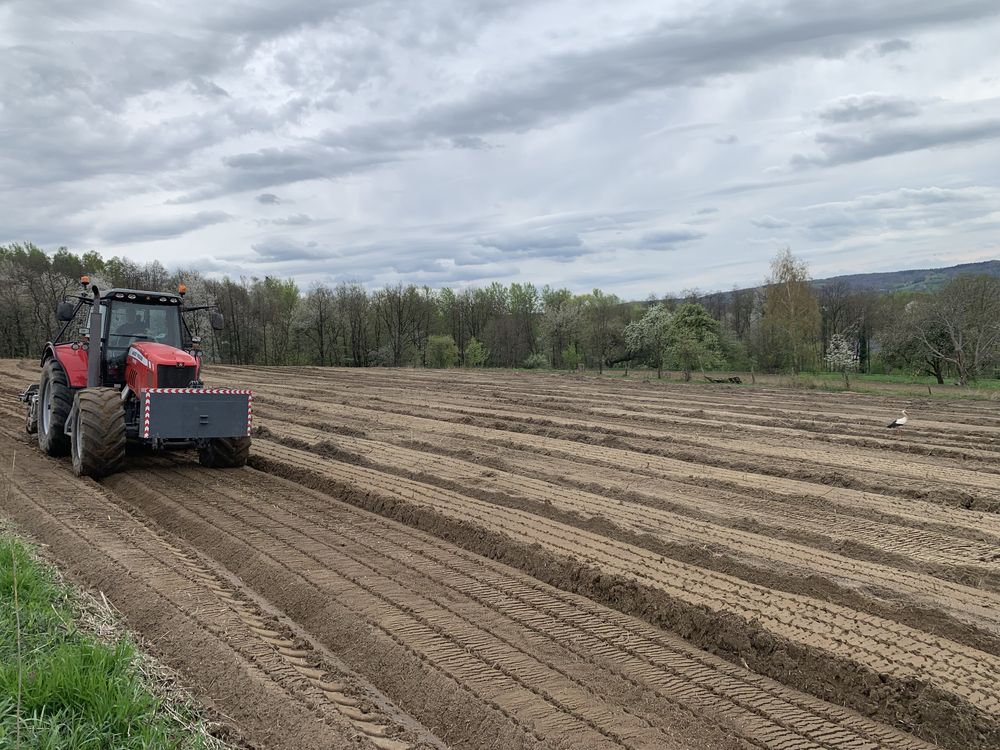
{"left": 825, "top": 333, "right": 859, "bottom": 388}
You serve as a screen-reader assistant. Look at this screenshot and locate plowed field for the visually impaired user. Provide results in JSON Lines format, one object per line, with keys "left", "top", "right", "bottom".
{"left": 2, "top": 359, "right": 998, "bottom": 750}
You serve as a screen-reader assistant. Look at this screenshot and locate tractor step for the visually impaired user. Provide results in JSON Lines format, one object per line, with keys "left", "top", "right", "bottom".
{"left": 140, "top": 388, "right": 252, "bottom": 441}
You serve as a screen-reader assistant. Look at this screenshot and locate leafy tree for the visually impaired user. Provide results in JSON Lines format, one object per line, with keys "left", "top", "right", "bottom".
{"left": 623, "top": 304, "right": 672, "bottom": 377}
{"left": 664, "top": 303, "right": 724, "bottom": 380}
{"left": 426, "top": 334, "right": 459, "bottom": 368}
{"left": 825, "top": 333, "right": 859, "bottom": 387}
{"left": 755, "top": 248, "right": 821, "bottom": 372}
{"left": 539, "top": 287, "right": 581, "bottom": 368}
{"left": 583, "top": 289, "right": 621, "bottom": 374}
{"left": 561, "top": 344, "right": 582, "bottom": 370}
{"left": 463, "top": 337, "right": 489, "bottom": 367}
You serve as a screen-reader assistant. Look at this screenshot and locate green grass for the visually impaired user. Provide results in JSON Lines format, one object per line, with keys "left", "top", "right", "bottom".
{"left": 0, "top": 532, "right": 215, "bottom": 749}
{"left": 523, "top": 365, "right": 1000, "bottom": 400}
{"left": 794, "top": 370, "right": 1000, "bottom": 389}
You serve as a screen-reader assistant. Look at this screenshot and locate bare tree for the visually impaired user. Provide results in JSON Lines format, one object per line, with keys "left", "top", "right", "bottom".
{"left": 336, "top": 283, "right": 371, "bottom": 366}
{"left": 913, "top": 275, "right": 1000, "bottom": 385}
{"left": 302, "top": 284, "right": 336, "bottom": 365}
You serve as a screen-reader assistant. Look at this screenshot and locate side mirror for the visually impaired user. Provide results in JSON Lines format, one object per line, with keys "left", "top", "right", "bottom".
{"left": 210, "top": 311, "right": 225, "bottom": 330}
{"left": 56, "top": 301, "right": 76, "bottom": 321}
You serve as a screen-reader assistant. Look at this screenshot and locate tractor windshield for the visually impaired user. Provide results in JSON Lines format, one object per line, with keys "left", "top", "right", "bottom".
{"left": 104, "top": 302, "right": 182, "bottom": 349}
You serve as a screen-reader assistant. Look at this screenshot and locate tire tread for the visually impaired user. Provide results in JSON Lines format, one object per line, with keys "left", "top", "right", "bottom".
{"left": 72, "top": 388, "right": 126, "bottom": 478}
{"left": 38, "top": 360, "right": 73, "bottom": 456}
{"left": 199, "top": 436, "right": 251, "bottom": 468}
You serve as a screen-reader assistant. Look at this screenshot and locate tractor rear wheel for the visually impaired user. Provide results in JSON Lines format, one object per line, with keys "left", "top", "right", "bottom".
{"left": 71, "top": 388, "right": 126, "bottom": 478}
{"left": 198, "top": 436, "right": 251, "bottom": 468}
{"left": 38, "top": 359, "right": 73, "bottom": 456}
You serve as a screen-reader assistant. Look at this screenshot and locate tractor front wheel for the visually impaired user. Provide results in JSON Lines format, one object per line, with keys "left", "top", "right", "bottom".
{"left": 71, "top": 388, "right": 126, "bottom": 478}
{"left": 198, "top": 436, "right": 251, "bottom": 468}
{"left": 38, "top": 359, "right": 73, "bottom": 456}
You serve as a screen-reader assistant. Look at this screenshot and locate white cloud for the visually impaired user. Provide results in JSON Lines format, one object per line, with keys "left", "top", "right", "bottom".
{"left": 2, "top": 0, "right": 1000, "bottom": 296}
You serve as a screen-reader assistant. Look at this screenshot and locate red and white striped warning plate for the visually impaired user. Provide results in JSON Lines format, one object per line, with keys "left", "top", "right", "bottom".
{"left": 145, "top": 388, "right": 252, "bottom": 395}
{"left": 142, "top": 389, "right": 253, "bottom": 438}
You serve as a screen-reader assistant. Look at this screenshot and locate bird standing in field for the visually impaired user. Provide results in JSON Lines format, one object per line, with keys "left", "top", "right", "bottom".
{"left": 886, "top": 409, "right": 908, "bottom": 429}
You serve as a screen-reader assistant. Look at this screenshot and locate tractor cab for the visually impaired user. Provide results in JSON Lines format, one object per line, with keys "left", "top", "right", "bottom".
{"left": 98, "top": 289, "right": 185, "bottom": 386}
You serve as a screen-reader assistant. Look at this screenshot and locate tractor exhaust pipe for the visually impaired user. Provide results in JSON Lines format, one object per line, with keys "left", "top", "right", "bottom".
{"left": 87, "top": 284, "right": 102, "bottom": 388}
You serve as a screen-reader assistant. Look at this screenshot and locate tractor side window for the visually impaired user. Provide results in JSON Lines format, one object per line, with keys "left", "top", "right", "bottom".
{"left": 106, "top": 303, "right": 181, "bottom": 348}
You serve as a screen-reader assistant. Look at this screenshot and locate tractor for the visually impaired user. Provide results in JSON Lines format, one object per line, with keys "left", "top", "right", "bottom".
{"left": 20, "top": 276, "right": 252, "bottom": 478}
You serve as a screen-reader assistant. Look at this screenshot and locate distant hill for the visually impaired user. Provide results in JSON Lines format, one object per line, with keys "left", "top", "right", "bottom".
{"left": 810, "top": 259, "right": 1000, "bottom": 293}
{"left": 658, "top": 259, "right": 1000, "bottom": 308}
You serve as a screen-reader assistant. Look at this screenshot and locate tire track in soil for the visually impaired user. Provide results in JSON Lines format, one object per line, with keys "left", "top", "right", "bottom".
{"left": 375, "top": 427, "right": 1000, "bottom": 581}
{"left": 320, "top": 394, "right": 1000, "bottom": 500}
{"left": 248, "top": 438, "right": 1000, "bottom": 750}
{"left": 205, "top": 360, "right": 999, "bottom": 446}
{"left": 256, "top": 420, "right": 1000, "bottom": 651}
{"left": 1, "top": 359, "right": 995, "bottom": 749}
{"left": 104, "top": 465, "right": 728, "bottom": 750}
{"left": 250, "top": 396, "right": 1000, "bottom": 540}
{"left": 0, "top": 434, "right": 423, "bottom": 750}
{"left": 104, "top": 457, "right": 934, "bottom": 750}
{"left": 279, "top": 377, "right": 1000, "bottom": 462}
{"left": 209, "top": 365, "right": 1000, "bottom": 445}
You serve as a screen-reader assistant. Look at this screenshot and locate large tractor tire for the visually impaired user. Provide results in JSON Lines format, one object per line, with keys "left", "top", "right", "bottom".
{"left": 71, "top": 388, "right": 126, "bottom": 478}
{"left": 38, "top": 359, "right": 73, "bottom": 456}
{"left": 198, "top": 436, "right": 251, "bottom": 468}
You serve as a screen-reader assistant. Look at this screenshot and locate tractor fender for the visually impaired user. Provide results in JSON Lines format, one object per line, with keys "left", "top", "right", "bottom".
{"left": 42, "top": 342, "right": 89, "bottom": 388}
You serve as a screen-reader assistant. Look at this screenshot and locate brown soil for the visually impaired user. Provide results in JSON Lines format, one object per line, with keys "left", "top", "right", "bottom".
{"left": 4, "top": 359, "right": 999, "bottom": 749}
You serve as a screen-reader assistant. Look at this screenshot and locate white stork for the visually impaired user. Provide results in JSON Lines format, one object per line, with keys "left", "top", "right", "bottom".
{"left": 885, "top": 409, "right": 908, "bottom": 429}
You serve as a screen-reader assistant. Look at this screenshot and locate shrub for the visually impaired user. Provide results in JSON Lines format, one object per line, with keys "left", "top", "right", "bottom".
{"left": 463, "top": 337, "right": 489, "bottom": 367}
{"left": 522, "top": 353, "right": 548, "bottom": 369}
{"left": 426, "top": 335, "right": 459, "bottom": 368}
{"left": 561, "top": 346, "right": 581, "bottom": 371}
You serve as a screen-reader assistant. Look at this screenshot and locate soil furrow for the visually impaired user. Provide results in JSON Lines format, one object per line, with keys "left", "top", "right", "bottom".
{"left": 258, "top": 419, "right": 1000, "bottom": 644}
{"left": 248, "top": 438, "right": 1000, "bottom": 748}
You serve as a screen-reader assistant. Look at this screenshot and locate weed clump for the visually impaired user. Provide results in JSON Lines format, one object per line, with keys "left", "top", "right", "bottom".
{"left": 0, "top": 533, "right": 217, "bottom": 749}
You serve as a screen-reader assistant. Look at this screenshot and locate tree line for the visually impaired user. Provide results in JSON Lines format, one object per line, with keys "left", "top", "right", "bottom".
{"left": 2, "top": 242, "right": 998, "bottom": 385}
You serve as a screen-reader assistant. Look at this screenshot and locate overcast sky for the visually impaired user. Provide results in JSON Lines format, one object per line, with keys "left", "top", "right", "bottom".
{"left": 3, "top": 0, "right": 1000, "bottom": 297}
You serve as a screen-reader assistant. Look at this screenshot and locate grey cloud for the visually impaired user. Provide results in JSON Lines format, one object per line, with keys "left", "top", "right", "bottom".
{"left": 817, "top": 93, "right": 920, "bottom": 123}
{"left": 5, "top": 0, "right": 1000, "bottom": 294}
{"left": 173, "top": 146, "right": 396, "bottom": 202}
{"left": 250, "top": 237, "right": 331, "bottom": 262}
{"left": 792, "top": 118, "right": 1000, "bottom": 167}
{"left": 801, "top": 185, "right": 998, "bottom": 240}
{"left": 189, "top": 77, "right": 230, "bottom": 98}
{"left": 638, "top": 228, "right": 706, "bottom": 249}
{"left": 852, "top": 186, "right": 980, "bottom": 209}
{"left": 875, "top": 38, "right": 912, "bottom": 55}
{"left": 750, "top": 214, "right": 792, "bottom": 229}
{"left": 270, "top": 213, "right": 313, "bottom": 226}
{"left": 160, "top": 0, "right": 1000, "bottom": 203}
{"left": 701, "top": 176, "right": 817, "bottom": 197}
{"left": 714, "top": 134, "right": 739, "bottom": 145}
{"left": 450, "top": 135, "right": 493, "bottom": 150}
{"left": 475, "top": 231, "right": 588, "bottom": 261}
{"left": 694, "top": 207, "right": 718, "bottom": 215}
{"left": 319, "top": 0, "right": 1000, "bottom": 153}
{"left": 99, "top": 210, "right": 231, "bottom": 243}
{"left": 384, "top": 254, "right": 520, "bottom": 284}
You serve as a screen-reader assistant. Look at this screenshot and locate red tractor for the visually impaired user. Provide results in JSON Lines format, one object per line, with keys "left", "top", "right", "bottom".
{"left": 20, "top": 277, "right": 252, "bottom": 477}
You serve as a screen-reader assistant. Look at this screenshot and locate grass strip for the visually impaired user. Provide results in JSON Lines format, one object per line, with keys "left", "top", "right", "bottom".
{"left": 0, "top": 530, "right": 218, "bottom": 749}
